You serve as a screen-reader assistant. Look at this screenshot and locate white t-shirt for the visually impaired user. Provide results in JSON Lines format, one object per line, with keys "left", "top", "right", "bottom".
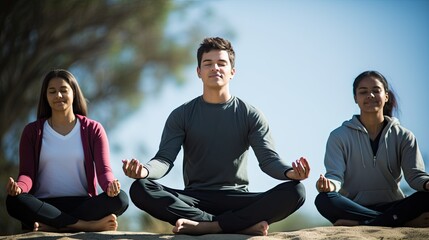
{"left": 34, "top": 120, "right": 88, "bottom": 198}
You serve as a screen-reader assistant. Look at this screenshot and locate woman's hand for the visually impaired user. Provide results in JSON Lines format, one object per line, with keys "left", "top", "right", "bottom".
{"left": 107, "top": 179, "right": 121, "bottom": 197}
{"left": 286, "top": 157, "right": 310, "bottom": 180}
{"left": 122, "top": 158, "right": 148, "bottom": 179}
{"left": 6, "top": 177, "right": 22, "bottom": 196}
{"left": 317, "top": 174, "right": 335, "bottom": 192}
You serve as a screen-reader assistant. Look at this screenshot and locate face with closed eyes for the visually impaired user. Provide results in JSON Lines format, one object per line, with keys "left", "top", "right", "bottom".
{"left": 46, "top": 77, "right": 74, "bottom": 113}
{"left": 197, "top": 49, "right": 235, "bottom": 90}
{"left": 354, "top": 76, "right": 389, "bottom": 115}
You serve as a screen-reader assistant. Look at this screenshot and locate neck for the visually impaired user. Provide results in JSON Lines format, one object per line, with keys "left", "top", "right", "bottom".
{"left": 202, "top": 88, "right": 231, "bottom": 104}
{"left": 49, "top": 112, "right": 76, "bottom": 136}
{"left": 51, "top": 112, "right": 76, "bottom": 125}
{"left": 359, "top": 113, "right": 385, "bottom": 139}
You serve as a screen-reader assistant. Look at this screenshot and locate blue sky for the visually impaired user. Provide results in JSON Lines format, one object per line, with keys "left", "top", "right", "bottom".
{"left": 109, "top": 0, "right": 429, "bottom": 229}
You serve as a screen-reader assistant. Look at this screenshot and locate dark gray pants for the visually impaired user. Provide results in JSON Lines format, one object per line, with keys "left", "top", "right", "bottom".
{"left": 6, "top": 191, "right": 129, "bottom": 230}
{"left": 129, "top": 179, "right": 305, "bottom": 233}
{"left": 315, "top": 191, "right": 429, "bottom": 226}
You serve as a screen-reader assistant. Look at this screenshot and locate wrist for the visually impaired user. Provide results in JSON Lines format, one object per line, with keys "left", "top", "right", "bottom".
{"left": 284, "top": 168, "right": 293, "bottom": 179}
{"left": 329, "top": 181, "right": 336, "bottom": 192}
{"left": 141, "top": 165, "right": 149, "bottom": 179}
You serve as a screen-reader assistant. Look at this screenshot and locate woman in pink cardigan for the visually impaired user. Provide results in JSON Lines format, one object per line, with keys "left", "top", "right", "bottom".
{"left": 6, "top": 69, "right": 128, "bottom": 232}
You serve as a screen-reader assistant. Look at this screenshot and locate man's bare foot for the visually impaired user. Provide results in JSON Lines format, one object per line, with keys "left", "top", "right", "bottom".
{"left": 405, "top": 212, "right": 429, "bottom": 228}
{"left": 173, "top": 219, "right": 221, "bottom": 235}
{"left": 33, "top": 222, "right": 59, "bottom": 232}
{"left": 173, "top": 219, "right": 269, "bottom": 236}
{"left": 238, "top": 221, "right": 269, "bottom": 236}
{"left": 334, "top": 219, "right": 359, "bottom": 226}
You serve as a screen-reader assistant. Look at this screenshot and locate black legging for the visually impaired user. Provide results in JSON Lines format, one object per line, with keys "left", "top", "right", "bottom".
{"left": 6, "top": 190, "right": 129, "bottom": 230}
{"left": 315, "top": 191, "right": 429, "bottom": 227}
{"left": 129, "top": 179, "right": 305, "bottom": 233}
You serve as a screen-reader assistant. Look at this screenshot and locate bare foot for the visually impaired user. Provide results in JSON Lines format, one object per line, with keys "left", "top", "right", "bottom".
{"left": 173, "top": 219, "right": 269, "bottom": 236}
{"left": 70, "top": 214, "right": 118, "bottom": 232}
{"left": 173, "top": 219, "right": 221, "bottom": 235}
{"left": 334, "top": 219, "right": 359, "bottom": 226}
{"left": 238, "top": 221, "right": 269, "bottom": 236}
{"left": 33, "top": 214, "right": 117, "bottom": 232}
{"left": 34, "top": 214, "right": 118, "bottom": 232}
{"left": 33, "top": 222, "right": 59, "bottom": 232}
{"left": 405, "top": 212, "right": 429, "bottom": 228}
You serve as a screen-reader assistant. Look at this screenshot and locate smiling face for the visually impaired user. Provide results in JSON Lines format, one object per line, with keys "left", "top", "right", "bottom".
{"left": 354, "top": 76, "right": 389, "bottom": 115}
{"left": 46, "top": 77, "right": 75, "bottom": 113}
{"left": 197, "top": 49, "right": 236, "bottom": 90}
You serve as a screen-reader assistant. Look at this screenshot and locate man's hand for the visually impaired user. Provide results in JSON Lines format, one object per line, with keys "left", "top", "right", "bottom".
{"left": 317, "top": 174, "right": 335, "bottom": 192}
{"left": 286, "top": 157, "right": 310, "bottom": 180}
{"left": 122, "top": 158, "right": 148, "bottom": 179}
{"left": 6, "top": 177, "right": 22, "bottom": 196}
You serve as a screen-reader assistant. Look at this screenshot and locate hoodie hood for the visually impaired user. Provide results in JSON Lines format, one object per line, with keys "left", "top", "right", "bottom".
{"left": 342, "top": 115, "right": 399, "bottom": 132}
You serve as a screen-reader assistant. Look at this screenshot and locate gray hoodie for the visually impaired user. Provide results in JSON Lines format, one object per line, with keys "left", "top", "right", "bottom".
{"left": 324, "top": 115, "right": 428, "bottom": 206}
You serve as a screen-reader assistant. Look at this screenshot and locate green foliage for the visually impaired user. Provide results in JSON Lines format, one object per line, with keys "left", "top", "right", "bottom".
{"left": 0, "top": 0, "right": 215, "bottom": 234}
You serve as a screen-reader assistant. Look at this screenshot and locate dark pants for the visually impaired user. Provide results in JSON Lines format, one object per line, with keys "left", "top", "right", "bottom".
{"left": 129, "top": 179, "right": 305, "bottom": 233}
{"left": 315, "top": 191, "right": 429, "bottom": 227}
{"left": 6, "top": 190, "right": 129, "bottom": 230}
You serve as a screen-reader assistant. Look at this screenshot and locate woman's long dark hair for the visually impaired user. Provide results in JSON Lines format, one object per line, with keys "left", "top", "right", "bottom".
{"left": 37, "top": 69, "right": 88, "bottom": 119}
{"left": 353, "top": 70, "right": 398, "bottom": 117}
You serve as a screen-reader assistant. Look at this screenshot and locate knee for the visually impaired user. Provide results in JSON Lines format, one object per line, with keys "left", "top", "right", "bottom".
{"left": 5, "top": 193, "right": 29, "bottom": 217}
{"left": 129, "top": 179, "right": 154, "bottom": 205}
{"left": 314, "top": 192, "right": 341, "bottom": 215}
{"left": 314, "top": 192, "right": 328, "bottom": 208}
{"left": 413, "top": 191, "right": 429, "bottom": 198}
{"left": 5, "top": 194, "right": 18, "bottom": 217}
{"left": 115, "top": 190, "right": 129, "bottom": 216}
{"left": 279, "top": 181, "right": 306, "bottom": 206}
{"left": 409, "top": 191, "right": 429, "bottom": 210}
{"left": 292, "top": 181, "right": 306, "bottom": 207}
{"left": 315, "top": 191, "right": 339, "bottom": 204}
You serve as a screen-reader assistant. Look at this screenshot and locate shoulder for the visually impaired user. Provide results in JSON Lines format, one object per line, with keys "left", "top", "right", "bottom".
{"left": 233, "top": 97, "right": 263, "bottom": 114}
{"left": 231, "top": 97, "right": 270, "bottom": 129}
{"left": 76, "top": 114, "right": 106, "bottom": 134}
{"left": 328, "top": 117, "right": 359, "bottom": 142}
{"left": 328, "top": 125, "right": 349, "bottom": 143}
{"left": 233, "top": 96, "right": 251, "bottom": 107}
{"left": 386, "top": 117, "right": 417, "bottom": 141}
{"left": 164, "top": 97, "right": 201, "bottom": 126}
{"left": 330, "top": 118, "right": 352, "bottom": 135}
{"left": 22, "top": 119, "right": 45, "bottom": 135}
{"left": 23, "top": 119, "right": 40, "bottom": 130}
{"left": 172, "top": 96, "right": 200, "bottom": 111}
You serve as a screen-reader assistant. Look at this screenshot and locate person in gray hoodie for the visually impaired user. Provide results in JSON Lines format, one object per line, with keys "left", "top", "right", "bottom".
{"left": 315, "top": 70, "right": 429, "bottom": 227}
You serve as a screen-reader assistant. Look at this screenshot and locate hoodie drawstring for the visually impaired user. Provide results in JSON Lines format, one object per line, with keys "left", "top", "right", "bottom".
{"left": 357, "top": 129, "right": 366, "bottom": 168}
{"left": 384, "top": 130, "right": 393, "bottom": 173}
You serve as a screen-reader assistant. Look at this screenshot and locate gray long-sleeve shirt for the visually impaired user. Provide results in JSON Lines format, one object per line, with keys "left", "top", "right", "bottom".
{"left": 144, "top": 96, "right": 293, "bottom": 191}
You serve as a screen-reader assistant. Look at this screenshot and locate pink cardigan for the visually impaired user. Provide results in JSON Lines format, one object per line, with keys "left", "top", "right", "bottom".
{"left": 17, "top": 114, "right": 115, "bottom": 197}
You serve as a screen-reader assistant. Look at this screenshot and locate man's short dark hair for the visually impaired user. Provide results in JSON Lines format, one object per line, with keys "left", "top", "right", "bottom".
{"left": 197, "top": 37, "right": 235, "bottom": 68}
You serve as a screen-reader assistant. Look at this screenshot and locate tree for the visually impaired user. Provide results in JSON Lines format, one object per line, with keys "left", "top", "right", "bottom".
{"left": 0, "top": 0, "right": 214, "bottom": 234}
